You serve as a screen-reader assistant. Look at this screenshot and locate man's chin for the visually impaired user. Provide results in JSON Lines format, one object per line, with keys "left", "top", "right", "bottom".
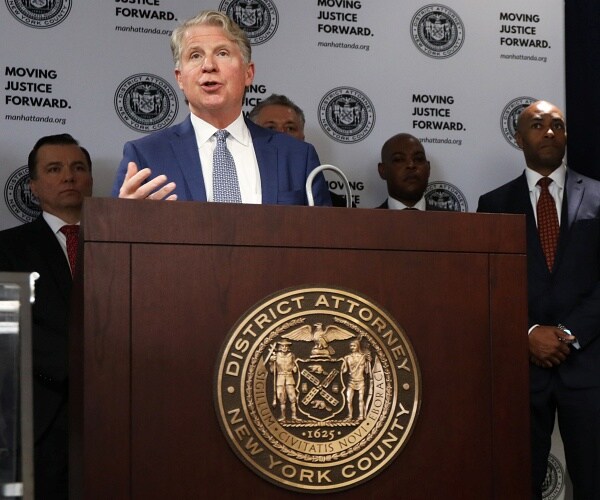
{"left": 397, "top": 187, "right": 426, "bottom": 201}
{"left": 58, "top": 196, "right": 85, "bottom": 207}
{"left": 539, "top": 155, "right": 564, "bottom": 169}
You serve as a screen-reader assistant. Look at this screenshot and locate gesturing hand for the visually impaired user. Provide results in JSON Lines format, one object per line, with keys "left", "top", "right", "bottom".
{"left": 118, "top": 162, "right": 178, "bottom": 201}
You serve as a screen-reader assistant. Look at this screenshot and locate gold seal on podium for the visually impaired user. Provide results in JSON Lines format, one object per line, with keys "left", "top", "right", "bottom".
{"left": 214, "top": 286, "right": 421, "bottom": 493}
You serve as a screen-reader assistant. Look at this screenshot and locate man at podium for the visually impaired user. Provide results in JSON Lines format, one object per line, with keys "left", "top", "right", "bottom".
{"left": 112, "top": 10, "right": 331, "bottom": 207}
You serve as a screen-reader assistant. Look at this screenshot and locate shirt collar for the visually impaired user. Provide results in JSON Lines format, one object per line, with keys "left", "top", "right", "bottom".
{"left": 387, "top": 196, "right": 427, "bottom": 211}
{"left": 190, "top": 112, "right": 250, "bottom": 147}
{"left": 525, "top": 163, "right": 567, "bottom": 192}
{"left": 42, "top": 212, "right": 79, "bottom": 234}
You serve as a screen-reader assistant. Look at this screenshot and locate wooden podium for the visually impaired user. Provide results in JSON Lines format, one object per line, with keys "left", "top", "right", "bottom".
{"left": 70, "top": 198, "right": 530, "bottom": 499}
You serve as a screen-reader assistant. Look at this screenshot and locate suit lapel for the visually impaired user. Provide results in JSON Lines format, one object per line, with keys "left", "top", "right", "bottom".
{"left": 509, "top": 174, "right": 534, "bottom": 215}
{"left": 564, "top": 171, "right": 584, "bottom": 229}
{"left": 509, "top": 174, "right": 550, "bottom": 273}
{"left": 554, "top": 171, "right": 584, "bottom": 270}
{"left": 248, "top": 120, "right": 279, "bottom": 205}
{"left": 170, "top": 117, "right": 207, "bottom": 201}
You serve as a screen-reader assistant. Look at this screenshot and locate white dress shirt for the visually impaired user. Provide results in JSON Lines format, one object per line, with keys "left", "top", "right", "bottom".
{"left": 387, "top": 196, "right": 426, "bottom": 210}
{"left": 525, "top": 163, "right": 566, "bottom": 226}
{"left": 190, "top": 112, "right": 262, "bottom": 203}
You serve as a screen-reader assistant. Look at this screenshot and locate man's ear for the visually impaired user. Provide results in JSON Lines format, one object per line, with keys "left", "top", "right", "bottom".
{"left": 174, "top": 68, "right": 183, "bottom": 90}
{"left": 29, "top": 179, "right": 38, "bottom": 199}
{"left": 377, "top": 163, "right": 386, "bottom": 180}
{"left": 514, "top": 131, "right": 523, "bottom": 149}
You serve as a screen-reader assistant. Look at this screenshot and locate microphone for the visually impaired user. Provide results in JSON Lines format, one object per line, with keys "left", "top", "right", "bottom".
{"left": 305, "top": 164, "right": 353, "bottom": 207}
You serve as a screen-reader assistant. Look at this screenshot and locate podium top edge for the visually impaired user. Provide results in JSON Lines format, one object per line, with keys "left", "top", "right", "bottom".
{"left": 81, "top": 198, "right": 526, "bottom": 254}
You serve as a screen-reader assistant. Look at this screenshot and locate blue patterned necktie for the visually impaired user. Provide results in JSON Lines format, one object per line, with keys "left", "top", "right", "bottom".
{"left": 212, "top": 130, "right": 242, "bottom": 203}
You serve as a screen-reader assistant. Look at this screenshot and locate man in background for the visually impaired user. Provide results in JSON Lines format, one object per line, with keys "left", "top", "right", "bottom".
{"left": 248, "top": 93, "right": 306, "bottom": 140}
{"left": 113, "top": 11, "right": 330, "bottom": 206}
{"left": 478, "top": 100, "right": 600, "bottom": 499}
{"left": 249, "top": 93, "right": 352, "bottom": 207}
{"left": 0, "top": 133, "right": 93, "bottom": 499}
{"left": 377, "top": 133, "right": 432, "bottom": 210}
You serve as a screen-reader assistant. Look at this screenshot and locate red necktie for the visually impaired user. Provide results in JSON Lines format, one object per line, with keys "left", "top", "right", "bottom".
{"left": 60, "top": 224, "right": 79, "bottom": 274}
{"left": 536, "top": 177, "right": 559, "bottom": 270}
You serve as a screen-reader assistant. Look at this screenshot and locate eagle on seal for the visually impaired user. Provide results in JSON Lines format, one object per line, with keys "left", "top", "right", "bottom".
{"left": 281, "top": 322, "right": 354, "bottom": 357}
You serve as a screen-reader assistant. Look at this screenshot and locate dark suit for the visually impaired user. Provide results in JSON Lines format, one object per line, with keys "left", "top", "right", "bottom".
{"left": 478, "top": 170, "right": 600, "bottom": 499}
{"left": 0, "top": 217, "right": 71, "bottom": 499}
{"left": 111, "top": 117, "right": 331, "bottom": 206}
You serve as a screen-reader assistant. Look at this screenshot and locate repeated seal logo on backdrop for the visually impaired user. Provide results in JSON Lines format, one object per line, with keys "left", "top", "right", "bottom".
{"left": 214, "top": 286, "right": 421, "bottom": 493}
{"left": 500, "top": 96, "right": 536, "bottom": 149}
{"left": 4, "top": 166, "right": 40, "bottom": 223}
{"left": 424, "top": 181, "right": 467, "bottom": 212}
{"left": 5, "top": 0, "right": 72, "bottom": 29}
{"left": 319, "top": 87, "right": 375, "bottom": 144}
{"left": 542, "top": 453, "right": 565, "bottom": 500}
{"left": 114, "top": 74, "right": 178, "bottom": 133}
{"left": 410, "top": 4, "right": 465, "bottom": 59}
{"left": 220, "top": 0, "right": 278, "bottom": 45}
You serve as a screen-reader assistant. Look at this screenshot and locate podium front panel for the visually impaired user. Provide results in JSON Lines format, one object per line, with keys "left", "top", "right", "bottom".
{"left": 72, "top": 199, "right": 529, "bottom": 499}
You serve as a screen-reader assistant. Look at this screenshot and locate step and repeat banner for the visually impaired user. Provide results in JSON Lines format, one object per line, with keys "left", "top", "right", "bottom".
{"left": 0, "top": 1, "right": 569, "bottom": 498}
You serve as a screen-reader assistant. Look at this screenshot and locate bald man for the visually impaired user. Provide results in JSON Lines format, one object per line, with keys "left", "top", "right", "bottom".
{"left": 478, "top": 100, "right": 600, "bottom": 500}
{"left": 377, "top": 133, "right": 432, "bottom": 210}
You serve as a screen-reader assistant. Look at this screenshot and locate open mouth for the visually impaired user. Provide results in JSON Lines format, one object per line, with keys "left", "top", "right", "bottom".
{"left": 202, "top": 81, "right": 220, "bottom": 89}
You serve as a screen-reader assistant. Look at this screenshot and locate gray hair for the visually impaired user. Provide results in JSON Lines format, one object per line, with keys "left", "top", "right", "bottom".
{"left": 248, "top": 94, "right": 306, "bottom": 126}
{"left": 170, "top": 10, "right": 252, "bottom": 69}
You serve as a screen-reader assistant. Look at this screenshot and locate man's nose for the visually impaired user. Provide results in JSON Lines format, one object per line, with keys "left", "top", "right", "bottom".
{"left": 202, "top": 55, "right": 215, "bottom": 71}
{"left": 63, "top": 167, "right": 76, "bottom": 180}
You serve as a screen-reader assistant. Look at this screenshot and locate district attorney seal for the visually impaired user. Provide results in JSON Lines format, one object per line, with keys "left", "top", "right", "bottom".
{"left": 214, "top": 286, "right": 421, "bottom": 493}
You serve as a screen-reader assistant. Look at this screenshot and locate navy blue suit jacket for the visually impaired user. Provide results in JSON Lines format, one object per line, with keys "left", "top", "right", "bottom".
{"left": 477, "top": 170, "right": 600, "bottom": 391}
{"left": 112, "top": 116, "right": 331, "bottom": 206}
